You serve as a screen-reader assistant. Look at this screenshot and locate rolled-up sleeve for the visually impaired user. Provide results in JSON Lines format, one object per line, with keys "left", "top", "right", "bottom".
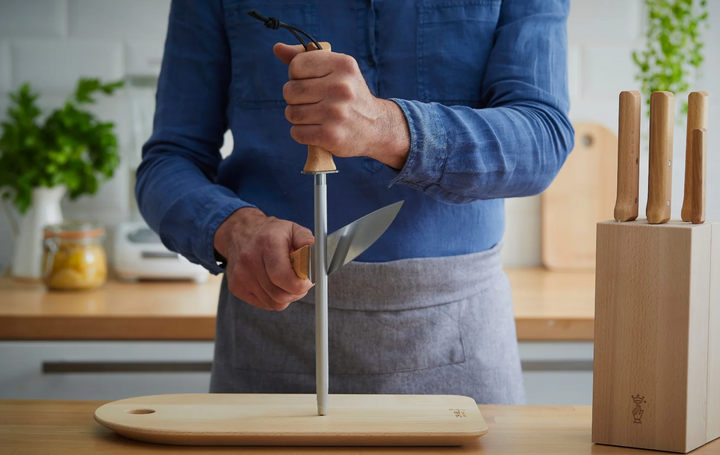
{"left": 389, "top": 0, "right": 574, "bottom": 205}
{"left": 135, "top": 0, "right": 253, "bottom": 274}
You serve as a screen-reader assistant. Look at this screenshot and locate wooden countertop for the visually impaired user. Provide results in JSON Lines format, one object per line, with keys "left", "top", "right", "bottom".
{"left": 0, "top": 268, "right": 595, "bottom": 342}
{"left": 2, "top": 400, "right": 718, "bottom": 454}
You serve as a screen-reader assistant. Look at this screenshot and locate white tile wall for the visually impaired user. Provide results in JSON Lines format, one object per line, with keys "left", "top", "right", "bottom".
{"left": 0, "top": 0, "right": 67, "bottom": 38}
{"left": 567, "top": 0, "right": 641, "bottom": 44}
{"left": 125, "top": 40, "right": 165, "bottom": 76}
{"left": 0, "top": 41, "right": 10, "bottom": 93}
{"left": 68, "top": 0, "right": 170, "bottom": 40}
{"left": 582, "top": 46, "right": 638, "bottom": 99}
{"left": 0, "top": 0, "right": 718, "bottom": 272}
{"left": 11, "top": 40, "right": 123, "bottom": 91}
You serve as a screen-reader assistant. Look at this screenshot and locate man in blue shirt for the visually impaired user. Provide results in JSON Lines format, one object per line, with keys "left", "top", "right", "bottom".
{"left": 137, "top": 0, "right": 574, "bottom": 404}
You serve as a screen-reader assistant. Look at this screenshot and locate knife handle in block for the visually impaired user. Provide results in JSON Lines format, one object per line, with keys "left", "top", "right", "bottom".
{"left": 614, "top": 91, "right": 641, "bottom": 222}
{"left": 690, "top": 128, "right": 707, "bottom": 224}
{"left": 299, "top": 42, "right": 337, "bottom": 174}
{"left": 681, "top": 92, "right": 709, "bottom": 221}
{"left": 290, "top": 245, "right": 310, "bottom": 280}
{"left": 646, "top": 91, "right": 674, "bottom": 225}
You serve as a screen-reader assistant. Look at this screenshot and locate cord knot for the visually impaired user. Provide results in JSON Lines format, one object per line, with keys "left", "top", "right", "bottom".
{"left": 264, "top": 16, "right": 280, "bottom": 30}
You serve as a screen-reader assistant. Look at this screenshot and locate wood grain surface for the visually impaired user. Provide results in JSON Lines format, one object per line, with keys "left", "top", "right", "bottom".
{"left": 593, "top": 220, "right": 719, "bottom": 453}
{"left": 691, "top": 128, "right": 707, "bottom": 224}
{"left": 614, "top": 91, "right": 642, "bottom": 222}
{"left": 0, "top": 268, "right": 596, "bottom": 342}
{"left": 646, "top": 91, "right": 674, "bottom": 224}
{"left": 681, "top": 92, "right": 709, "bottom": 222}
{"left": 93, "top": 394, "right": 487, "bottom": 446}
{"left": 542, "top": 123, "right": 617, "bottom": 269}
{"left": 290, "top": 244, "right": 311, "bottom": 280}
{"left": 4, "top": 400, "right": 720, "bottom": 454}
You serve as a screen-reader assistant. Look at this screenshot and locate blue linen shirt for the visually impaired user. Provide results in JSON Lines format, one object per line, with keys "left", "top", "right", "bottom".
{"left": 136, "top": 0, "right": 574, "bottom": 275}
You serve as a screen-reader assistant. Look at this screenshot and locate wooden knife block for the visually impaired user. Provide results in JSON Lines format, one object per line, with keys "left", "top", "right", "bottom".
{"left": 592, "top": 220, "right": 720, "bottom": 453}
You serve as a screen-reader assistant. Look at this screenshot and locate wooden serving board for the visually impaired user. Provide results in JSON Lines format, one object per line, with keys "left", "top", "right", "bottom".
{"left": 541, "top": 122, "right": 618, "bottom": 269}
{"left": 94, "top": 393, "right": 488, "bottom": 446}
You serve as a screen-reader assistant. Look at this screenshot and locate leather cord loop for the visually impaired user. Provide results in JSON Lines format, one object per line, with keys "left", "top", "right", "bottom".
{"left": 247, "top": 9, "right": 323, "bottom": 51}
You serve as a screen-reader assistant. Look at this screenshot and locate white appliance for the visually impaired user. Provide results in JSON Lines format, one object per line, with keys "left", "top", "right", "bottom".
{"left": 113, "top": 221, "right": 209, "bottom": 283}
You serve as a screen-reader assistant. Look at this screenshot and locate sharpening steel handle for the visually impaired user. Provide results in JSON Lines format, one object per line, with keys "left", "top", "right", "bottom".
{"left": 290, "top": 245, "right": 310, "bottom": 280}
{"left": 646, "top": 91, "right": 674, "bottom": 225}
{"left": 691, "top": 128, "right": 707, "bottom": 224}
{"left": 614, "top": 91, "right": 641, "bottom": 222}
{"left": 682, "top": 92, "right": 709, "bottom": 221}
{"left": 300, "top": 42, "right": 337, "bottom": 174}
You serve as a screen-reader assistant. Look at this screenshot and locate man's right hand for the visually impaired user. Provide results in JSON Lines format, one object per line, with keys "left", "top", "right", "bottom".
{"left": 213, "top": 208, "right": 314, "bottom": 311}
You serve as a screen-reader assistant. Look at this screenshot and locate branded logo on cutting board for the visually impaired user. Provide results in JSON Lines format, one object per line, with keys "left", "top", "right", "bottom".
{"left": 449, "top": 409, "right": 467, "bottom": 419}
{"left": 631, "top": 395, "right": 646, "bottom": 424}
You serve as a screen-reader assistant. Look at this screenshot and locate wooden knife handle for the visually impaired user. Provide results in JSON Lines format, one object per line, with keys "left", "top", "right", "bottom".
{"left": 300, "top": 42, "right": 337, "bottom": 174}
{"left": 691, "top": 128, "right": 707, "bottom": 224}
{"left": 289, "top": 245, "right": 310, "bottom": 280}
{"left": 614, "top": 91, "right": 641, "bottom": 222}
{"left": 681, "top": 92, "right": 709, "bottom": 221}
{"left": 646, "top": 91, "right": 674, "bottom": 225}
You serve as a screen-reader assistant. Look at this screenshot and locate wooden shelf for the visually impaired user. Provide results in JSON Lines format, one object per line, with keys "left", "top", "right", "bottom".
{"left": 0, "top": 268, "right": 596, "bottom": 342}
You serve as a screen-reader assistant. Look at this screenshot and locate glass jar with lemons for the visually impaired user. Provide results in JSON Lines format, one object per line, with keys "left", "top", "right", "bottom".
{"left": 43, "top": 222, "right": 107, "bottom": 290}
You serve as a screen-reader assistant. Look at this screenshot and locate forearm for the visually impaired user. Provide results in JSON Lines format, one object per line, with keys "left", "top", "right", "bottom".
{"left": 387, "top": 98, "right": 574, "bottom": 204}
{"left": 136, "top": 144, "right": 253, "bottom": 274}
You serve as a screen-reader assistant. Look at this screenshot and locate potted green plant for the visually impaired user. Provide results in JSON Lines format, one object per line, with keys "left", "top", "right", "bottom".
{"left": 0, "top": 78, "right": 123, "bottom": 279}
{"left": 633, "top": 0, "right": 709, "bottom": 116}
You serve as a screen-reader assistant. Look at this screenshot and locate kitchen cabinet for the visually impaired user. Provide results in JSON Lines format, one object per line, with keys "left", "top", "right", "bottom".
{"left": 0, "top": 341, "right": 213, "bottom": 400}
{"left": 0, "top": 340, "right": 594, "bottom": 404}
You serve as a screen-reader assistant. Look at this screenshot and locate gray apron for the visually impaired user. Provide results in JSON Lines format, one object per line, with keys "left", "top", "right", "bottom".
{"left": 210, "top": 243, "right": 525, "bottom": 404}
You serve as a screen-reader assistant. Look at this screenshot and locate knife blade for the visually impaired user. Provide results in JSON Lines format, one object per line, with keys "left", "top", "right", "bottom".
{"left": 290, "top": 200, "right": 404, "bottom": 282}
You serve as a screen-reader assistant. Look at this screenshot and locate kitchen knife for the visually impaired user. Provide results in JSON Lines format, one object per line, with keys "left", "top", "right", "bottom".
{"left": 690, "top": 128, "right": 707, "bottom": 224}
{"left": 614, "top": 91, "right": 641, "bottom": 222}
{"left": 647, "top": 91, "right": 674, "bottom": 225}
{"left": 290, "top": 200, "right": 404, "bottom": 281}
{"left": 681, "top": 92, "right": 709, "bottom": 221}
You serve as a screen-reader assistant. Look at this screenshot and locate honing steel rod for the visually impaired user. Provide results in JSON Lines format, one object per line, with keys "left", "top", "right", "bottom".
{"left": 682, "top": 92, "right": 709, "bottom": 221}
{"left": 647, "top": 91, "right": 674, "bottom": 225}
{"left": 691, "top": 128, "right": 707, "bottom": 224}
{"left": 302, "top": 44, "right": 335, "bottom": 417}
{"left": 313, "top": 172, "right": 329, "bottom": 415}
{"left": 614, "top": 91, "right": 641, "bottom": 222}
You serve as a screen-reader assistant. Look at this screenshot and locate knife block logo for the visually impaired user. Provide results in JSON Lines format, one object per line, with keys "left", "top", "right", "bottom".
{"left": 631, "top": 395, "right": 646, "bottom": 424}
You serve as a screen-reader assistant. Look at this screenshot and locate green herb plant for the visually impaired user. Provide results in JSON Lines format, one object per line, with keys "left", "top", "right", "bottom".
{"left": 0, "top": 78, "right": 124, "bottom": 214}
{"left": 633, "top": 0, "right": 709, "bottom": 118}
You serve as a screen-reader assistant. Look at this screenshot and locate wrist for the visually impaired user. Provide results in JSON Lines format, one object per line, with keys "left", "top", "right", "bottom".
{"left": 372, "top": 99, "right": 410, "bottom": 169}
{"left": 213, "top": 207, "right": 265, "bottom": 259}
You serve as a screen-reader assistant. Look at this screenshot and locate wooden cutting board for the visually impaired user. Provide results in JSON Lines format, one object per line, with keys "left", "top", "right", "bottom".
{"left": 94, "top": 393, "right": 488, "bottom": 446}
{"left": 541, "top": 122, "right": 618, "bottom": 269}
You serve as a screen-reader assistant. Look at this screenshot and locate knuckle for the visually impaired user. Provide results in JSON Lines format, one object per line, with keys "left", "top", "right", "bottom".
{"left": 330, "top": 81, "right": 353, "bottom": 100}
{"left": 327, "top": 104, "right": 347, "bottom": 122}
{"left": 288, "top": 58, "right": 302, "bottom": 79}
{"left": 337, "top": 54, "right": 357, "bottom": 73}
{"left": 285, "top": 105, "right": 299, "bottom": 123}
{"left": 321, "top": 126, "right": 342, "bottom": 150}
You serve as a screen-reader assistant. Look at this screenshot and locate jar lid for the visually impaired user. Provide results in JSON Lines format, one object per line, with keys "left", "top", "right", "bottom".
{"left": 44, "top": 221, "right": 105, "bottom": 239}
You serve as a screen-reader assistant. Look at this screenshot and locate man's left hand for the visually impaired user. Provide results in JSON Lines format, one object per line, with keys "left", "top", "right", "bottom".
{"left": 273, "top": 43, "right": 410, "bottom": 169}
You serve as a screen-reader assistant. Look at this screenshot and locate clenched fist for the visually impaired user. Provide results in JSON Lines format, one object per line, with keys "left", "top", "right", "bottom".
{"left": 273, "top": 43, "right": 410, "bottom": 169}
{"left": 213, "top": 207, "right": 314, "bottom": 311}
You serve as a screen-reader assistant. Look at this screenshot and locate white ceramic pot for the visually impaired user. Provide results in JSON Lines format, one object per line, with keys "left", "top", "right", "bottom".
{"left": 11, "top": 185, "right": 66, "bottom": 279}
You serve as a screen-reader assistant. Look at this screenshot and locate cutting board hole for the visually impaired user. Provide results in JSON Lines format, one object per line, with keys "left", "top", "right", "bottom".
{"left": 582, "top": 135, "right": 593, "bottom": 147}
{"left": 127, "top": 409, "right": 155, "bottom": 415}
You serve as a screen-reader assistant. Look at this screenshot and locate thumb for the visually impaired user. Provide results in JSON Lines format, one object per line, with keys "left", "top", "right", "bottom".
{"left": 291, "top": 223, "right": 315, "bottom": 250}
{"left": 273, "top": 42, "right": 306, "bottom": 65}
